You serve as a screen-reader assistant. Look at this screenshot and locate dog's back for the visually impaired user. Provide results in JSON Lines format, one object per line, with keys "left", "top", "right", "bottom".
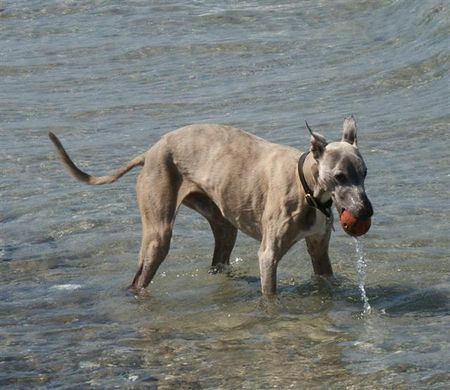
{"left": 153, "top": 124, "right": 302, "bottom": 238}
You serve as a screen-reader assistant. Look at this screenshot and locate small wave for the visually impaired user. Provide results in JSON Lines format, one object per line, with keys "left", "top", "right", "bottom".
{"left": 51, "top": 284, "right": 82, "bottom": 291}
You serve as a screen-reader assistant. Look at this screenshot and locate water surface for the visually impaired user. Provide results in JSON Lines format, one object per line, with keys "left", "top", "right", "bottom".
{"left": 1, "top": 1, "right": 449, "bottom": 388}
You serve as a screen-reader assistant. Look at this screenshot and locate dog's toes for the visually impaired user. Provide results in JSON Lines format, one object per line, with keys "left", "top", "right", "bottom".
{"left": 126, "top": 284, "right": 142, "bottom": 297}
{"left": 209, "top": 264, "right": 229, "bottom": 274}
{"left": 209, "top": 265, "right": 221, "bottom": 274}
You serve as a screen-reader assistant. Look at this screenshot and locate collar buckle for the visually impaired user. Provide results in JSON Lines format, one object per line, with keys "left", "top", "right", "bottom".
{"left": 305, "top": 193, "right": 318, "bottom": 209}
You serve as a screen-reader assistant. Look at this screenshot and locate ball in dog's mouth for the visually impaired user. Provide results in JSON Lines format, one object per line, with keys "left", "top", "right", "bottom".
{"left": 339, "top": 209, "right": 371, "bottom": 237}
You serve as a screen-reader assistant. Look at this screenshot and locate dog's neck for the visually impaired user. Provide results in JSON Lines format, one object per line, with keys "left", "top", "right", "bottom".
{"left": 302, "top": 152, "right": 332, "bottom": 204}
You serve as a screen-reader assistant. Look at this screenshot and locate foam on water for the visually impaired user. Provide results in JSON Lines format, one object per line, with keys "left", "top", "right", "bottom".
{"left": 353, "top": 237, "right": 371, "bottom": 314}
{"left": 50, "top": 284, "right": 82, "bottom": 291}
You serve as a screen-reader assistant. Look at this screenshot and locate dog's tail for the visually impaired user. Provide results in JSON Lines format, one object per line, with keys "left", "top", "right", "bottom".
{"left": 48, "top": 132, "right": 146, "bottom": 185}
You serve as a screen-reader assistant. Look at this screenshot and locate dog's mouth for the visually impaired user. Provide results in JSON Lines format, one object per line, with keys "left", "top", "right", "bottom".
{"left": 331, "top": 193, "right": 338, "bottom": 210}
{"left": 333, "top": 195, "right": 344, "bottom": 217}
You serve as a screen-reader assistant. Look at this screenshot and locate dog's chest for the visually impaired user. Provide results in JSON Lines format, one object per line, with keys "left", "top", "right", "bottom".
{"left": 291, "top": 207, "right": 330, "bottom": 241}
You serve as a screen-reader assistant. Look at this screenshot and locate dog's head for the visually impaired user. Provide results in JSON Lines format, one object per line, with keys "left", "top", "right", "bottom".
{"left": 308, "top": 116, "right": 373, "bottom": 221}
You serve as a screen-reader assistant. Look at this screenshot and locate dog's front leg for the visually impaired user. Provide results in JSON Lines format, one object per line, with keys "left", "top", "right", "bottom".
{"left": 305, "top": 229, "right": 333, "bottom": 277}
{"left": 257, "top": 240, "right": 281, "bottom": 296}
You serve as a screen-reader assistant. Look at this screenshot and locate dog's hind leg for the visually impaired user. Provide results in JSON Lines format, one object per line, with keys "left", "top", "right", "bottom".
{"left": 131, "top": 225, "right": 173, "bottom": 290}
{"left": 130, "top": 167, "right": 180, "bottom": 291}
{"left": 305, "top": 229, "right": 333, "bottom": 277}
{"left": 208, "top": 217, "right": 238, "bottom": 272}
{"left": 183, "top": 193, "right": 237, "bottom": 272}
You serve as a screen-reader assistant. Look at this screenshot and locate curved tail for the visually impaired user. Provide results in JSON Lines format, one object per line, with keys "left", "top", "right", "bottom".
{"left": 48, "top": 132, "right": 146, "bottom": 185}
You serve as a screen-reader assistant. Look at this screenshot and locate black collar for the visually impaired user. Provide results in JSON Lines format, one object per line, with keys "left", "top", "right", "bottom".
{"left": 297, "top": 151, "right": 333, "bottom": 218}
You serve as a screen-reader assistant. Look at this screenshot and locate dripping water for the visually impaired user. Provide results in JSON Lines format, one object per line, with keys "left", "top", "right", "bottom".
{"left": 353, "top": 237, "right": 371, "bottom": 314}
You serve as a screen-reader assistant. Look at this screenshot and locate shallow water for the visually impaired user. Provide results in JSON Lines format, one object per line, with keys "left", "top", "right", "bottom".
{"left": 1, "top": 1, "right": 449, "bottom": 388}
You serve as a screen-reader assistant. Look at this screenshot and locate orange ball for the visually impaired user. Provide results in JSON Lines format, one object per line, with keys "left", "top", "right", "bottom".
{"left": 340, "top": 209, "right": 371, "bottom": 236}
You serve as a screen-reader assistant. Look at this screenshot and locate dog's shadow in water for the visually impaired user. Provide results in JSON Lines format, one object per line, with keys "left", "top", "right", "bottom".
{"left": 126, "top": 269, "right": 449, "bottom": 320}
{"left": 364, "top": 284, "right": 449, "bottom": 317}
{"left": 230, "top": 272, "right": 449, "bottom": 318}
{"left": 310, "top": 279, "right": 447, "bottom": 318}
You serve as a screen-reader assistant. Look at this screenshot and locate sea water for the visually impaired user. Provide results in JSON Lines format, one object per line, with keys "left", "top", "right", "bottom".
{"left": 1, "top": 1, "right": 449, "bottom": 388}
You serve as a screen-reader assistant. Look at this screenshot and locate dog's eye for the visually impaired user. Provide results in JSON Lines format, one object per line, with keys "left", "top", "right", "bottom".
{"left": 335, "top": 173, "right": 347, "bottom": 184}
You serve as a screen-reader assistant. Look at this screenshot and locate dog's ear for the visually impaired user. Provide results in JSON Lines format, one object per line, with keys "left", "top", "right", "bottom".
{"left": 306, "top": 121, "right": 327, "bottom": 160}
{"left": 342, "top": 115, "right": 358, "bottom": 147}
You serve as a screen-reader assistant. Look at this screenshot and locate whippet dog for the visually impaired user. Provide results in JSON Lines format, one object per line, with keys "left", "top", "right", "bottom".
{"left": 49, "top": 116, "right": 373, "bottom": 296}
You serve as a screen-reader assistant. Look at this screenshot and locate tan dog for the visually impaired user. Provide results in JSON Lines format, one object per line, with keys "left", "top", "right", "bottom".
{"left": 49, "top": 116, "right": 372, "bottom": 296}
